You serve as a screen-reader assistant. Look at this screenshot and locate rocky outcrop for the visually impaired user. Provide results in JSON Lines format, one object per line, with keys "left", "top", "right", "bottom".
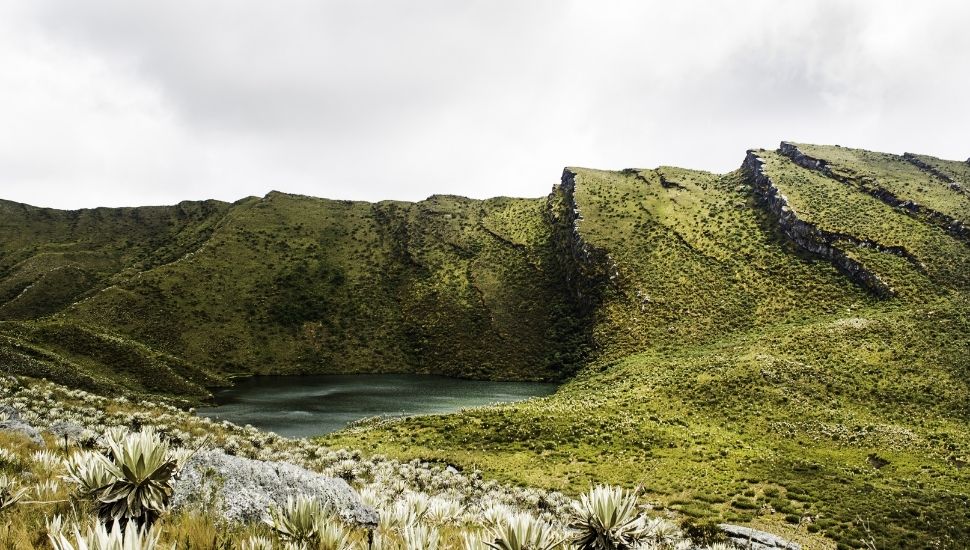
{"left": 742, "top": 152, "right": 898, "bottom": 297}
{"left": 719, "top": 524, "right": 802, "bottom": 550}
{"left": 779, "top": 142, "right": 967, "bottom": 239}
{"left": 902, "top": 153, "right": 966, "bottom": 193}
{"left": 171, "top": 449, "right": 378, "bottom": 527}
{"left": 547, "top": 169, "right": 618, "bottom": 311}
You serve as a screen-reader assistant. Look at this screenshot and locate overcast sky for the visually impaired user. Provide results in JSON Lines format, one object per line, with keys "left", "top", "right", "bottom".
{"left": 1, "top": 1, "right": 968, "bottom": 209}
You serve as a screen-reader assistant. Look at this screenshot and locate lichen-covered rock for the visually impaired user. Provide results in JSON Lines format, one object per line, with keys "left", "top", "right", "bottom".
{"left": 0, "top": 405, "right": 45, "bottom": 446}
{"left": 171, "top": 449, "right": 378, "bottom": 527}
{"left": 719, "top": 524, "right": 802, "bottom": 550}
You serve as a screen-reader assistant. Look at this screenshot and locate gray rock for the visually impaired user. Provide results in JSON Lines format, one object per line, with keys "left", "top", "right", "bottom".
{"left": 0, "top": 405, "right": 45, "bottom": 446}
{"left": 171, "top": 449, "right": 378, "bottom": 527}
{"left": 719, "top": 524, "right": 802, "bottom": 550}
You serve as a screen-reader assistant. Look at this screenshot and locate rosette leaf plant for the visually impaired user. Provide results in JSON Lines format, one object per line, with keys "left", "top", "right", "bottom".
{"left": 0, "top": 474, "right": 29, "bottom": 512}
{"left": 487, "top": 512, "right": 562, "bottom": 550}
{"left": 95, "top": 428, "right": 178, "bottom": 525}
{"left": 569, "top": 485, "right": 645, "bottom": 550}
{"left": 48, "top": 516, "right": 163, "bottom": 550}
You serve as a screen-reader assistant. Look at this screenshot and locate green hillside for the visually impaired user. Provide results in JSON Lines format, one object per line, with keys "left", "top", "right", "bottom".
{"left": 0, "top": 192, "right": 589, "bottom": 401}
{"left": 2, "top": 142, "right": 969, "bottom": 547}
{"left": 325, "top": 145, "right": 970, "bottom": 548}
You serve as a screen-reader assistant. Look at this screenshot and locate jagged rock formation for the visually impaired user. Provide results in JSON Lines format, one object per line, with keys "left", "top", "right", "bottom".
{"left": 547, "top": 169, "right": 616, "bottom": 313}
{"left": 779, "top": 142, "right": 967, "bottom": 239}
{"left": 903, "top": 152, "right": 965, "bottom": 192}
{"left": 742, "top": 151, "right": 896, "bottom": 297}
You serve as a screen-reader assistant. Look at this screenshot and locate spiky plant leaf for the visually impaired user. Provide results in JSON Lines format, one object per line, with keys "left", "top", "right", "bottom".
{"left": 403, "top": 523, "right": 440, "bottom": 550}
{"left": 47, "top": 516, "right": 162, "bottom": 550}
{"left": 64, "top": 451, "right": 115, "bottom": 497}
{"left": 0, "top": 474, "right": 29, "bottom": 512}
{"left": 487, "top": 512, "right": 563, "bottom": 550}
{"left": 569, "top": 485, "right": 645, "bottom": 550}
{"left": 239, "top": 535, "right": 275, "bottom": 550}
{"left": 95, "top": 428, "right": 178, "bottom": 524}
{"left": 265, "top": 495, "right": 332, "bottom": 544}
{"left": 317, "top": 518, "right": 353, "bottom": 550}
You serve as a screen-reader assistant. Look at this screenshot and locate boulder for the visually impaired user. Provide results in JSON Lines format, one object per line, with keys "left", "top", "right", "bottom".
{"left": 171, "top": 449, "right": 378, "bottom": 527}
{"left": 0, "top": 405, "right": 45, "bottom": 446}
{"left": 719, "top": 524, "right": 802, "bottom": 550}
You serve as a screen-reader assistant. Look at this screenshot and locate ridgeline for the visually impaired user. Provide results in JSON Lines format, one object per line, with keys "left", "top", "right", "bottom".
{"left": 2, "top": 142, "right": 969, "bottom": 547}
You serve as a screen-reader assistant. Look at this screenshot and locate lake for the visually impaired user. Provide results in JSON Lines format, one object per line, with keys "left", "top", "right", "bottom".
{"left": 196, "top": 373, "right": 558, "bottom": 438}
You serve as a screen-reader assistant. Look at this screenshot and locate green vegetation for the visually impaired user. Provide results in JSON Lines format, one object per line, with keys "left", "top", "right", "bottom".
{"left": 0, "top": 193, "right": 589, "bottom": 400}
{"left": 791, "top": 143, "right": 970, "bottom": 224}
{"left": 2, "top": 142, "right": 969, "bottom": 547}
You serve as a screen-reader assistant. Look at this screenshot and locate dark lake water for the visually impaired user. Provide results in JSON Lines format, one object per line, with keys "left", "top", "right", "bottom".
{"left": 197, "top": 374, "right": 557, "bottom": 438}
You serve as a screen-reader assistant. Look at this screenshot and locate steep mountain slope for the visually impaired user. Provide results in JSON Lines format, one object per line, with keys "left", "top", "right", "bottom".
{"left": 1, "top": 142, "right": 968, "bottom": 547}
{"left": 0, "top": 192, "right": 589, "bottom": 399}
{"left": 326, "top": 144, "right": 970, "bottom": 548}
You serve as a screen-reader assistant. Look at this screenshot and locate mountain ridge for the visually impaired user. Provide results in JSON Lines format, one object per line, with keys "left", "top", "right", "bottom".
{"left": 2, "top": 142, "right": 969, "bottom": 546}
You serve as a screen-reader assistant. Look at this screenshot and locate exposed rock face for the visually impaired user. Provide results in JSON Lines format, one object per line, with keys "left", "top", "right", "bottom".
{"left": 548, "top": 169, "right": 617, "bottom": 311}
{"left": 903, "top": 152, "right": 966, "bottom": 193}
{"left": 779, "top": 142, "right": 967, "bottom": 239}
{"left": 719, "top": 524, "right": 802, "bottom": 550}
{"left": 171, "top": 449, "right": 378, "bottom": 527}
{"left": 0, "top": 404, "right": 44, "bottom": 446}
{"left": 742, "top": 151, "right": 896, "bottom": 298}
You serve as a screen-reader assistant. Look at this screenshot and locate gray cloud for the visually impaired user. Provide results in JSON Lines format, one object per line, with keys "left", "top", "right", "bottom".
{"left": 0, "top": 1, "right": 967, "bottom": 209}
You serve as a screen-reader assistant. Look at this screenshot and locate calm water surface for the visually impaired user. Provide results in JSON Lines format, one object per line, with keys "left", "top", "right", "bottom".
{"left": 197, "top": 374, "right": 557, "bottom": 438}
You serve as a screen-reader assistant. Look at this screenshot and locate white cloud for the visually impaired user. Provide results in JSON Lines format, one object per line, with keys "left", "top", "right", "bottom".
{"left": 0, "top": 1, "right": 967, "bottom": 209}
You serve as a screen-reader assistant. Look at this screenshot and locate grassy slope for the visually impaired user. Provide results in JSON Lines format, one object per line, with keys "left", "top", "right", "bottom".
{"left": 0, "top": 192, "right": 588, "bottom": 400}
{"left": 2, "top": 143, "right": 968, "bottom": 547}
{"left": 0, "top": 198, "right": 240, "bottom": 400}
{"left": 324, "top": 147, "right": 970, "bottom": 549}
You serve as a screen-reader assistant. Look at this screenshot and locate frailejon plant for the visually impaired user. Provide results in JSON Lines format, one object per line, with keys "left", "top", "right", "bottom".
{"left": 487, "top": 512, "right": 563, "bottom": 550}
{"left": 95, "top": 427, "right": 179, "bottom": 525}
{"left": 0, "top": 474, "right": 28, "bottom": 512}
{"left": 63, "top": 451, "right": 115, "bottom": 497}
{"left": 316, "top": 519, "right": 354, "bottom": 550}
{"left": 402, "top": 522, "right": 440, "bottom": 550}
{"left": 569, "top": 485, "right": 645, "bottom": 550}
{"left": 239, "top": 535, "right": 275, "bottom": 550}
{"left": 265, "top": 494, "right": 353, "bottom": 548}
{"left": 47, "top": 516, "right": 163, "bottom": 550}
{"left": 265, "top": 494, "right": 325, "bottom": 543}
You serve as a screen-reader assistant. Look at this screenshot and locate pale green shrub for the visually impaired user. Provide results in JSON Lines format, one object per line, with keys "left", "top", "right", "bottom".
{"left": 487, "top": 512, "right": 562, "bottom": 550}
{"left": 47, "top": 516, "right": 162, "bottom": 550}
{"left": 569, "top": 485, "right": 645, "bottom": 549}
{"left": 96, "top": 428, "right": 178, "bottom": 524}
{"left": 0, "top": 474, "right": 28, "bottom": 512}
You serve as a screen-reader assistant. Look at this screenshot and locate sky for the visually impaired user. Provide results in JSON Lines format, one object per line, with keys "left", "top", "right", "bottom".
{"left": 1, "top": 1, "right": 968, "bottom": 209}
